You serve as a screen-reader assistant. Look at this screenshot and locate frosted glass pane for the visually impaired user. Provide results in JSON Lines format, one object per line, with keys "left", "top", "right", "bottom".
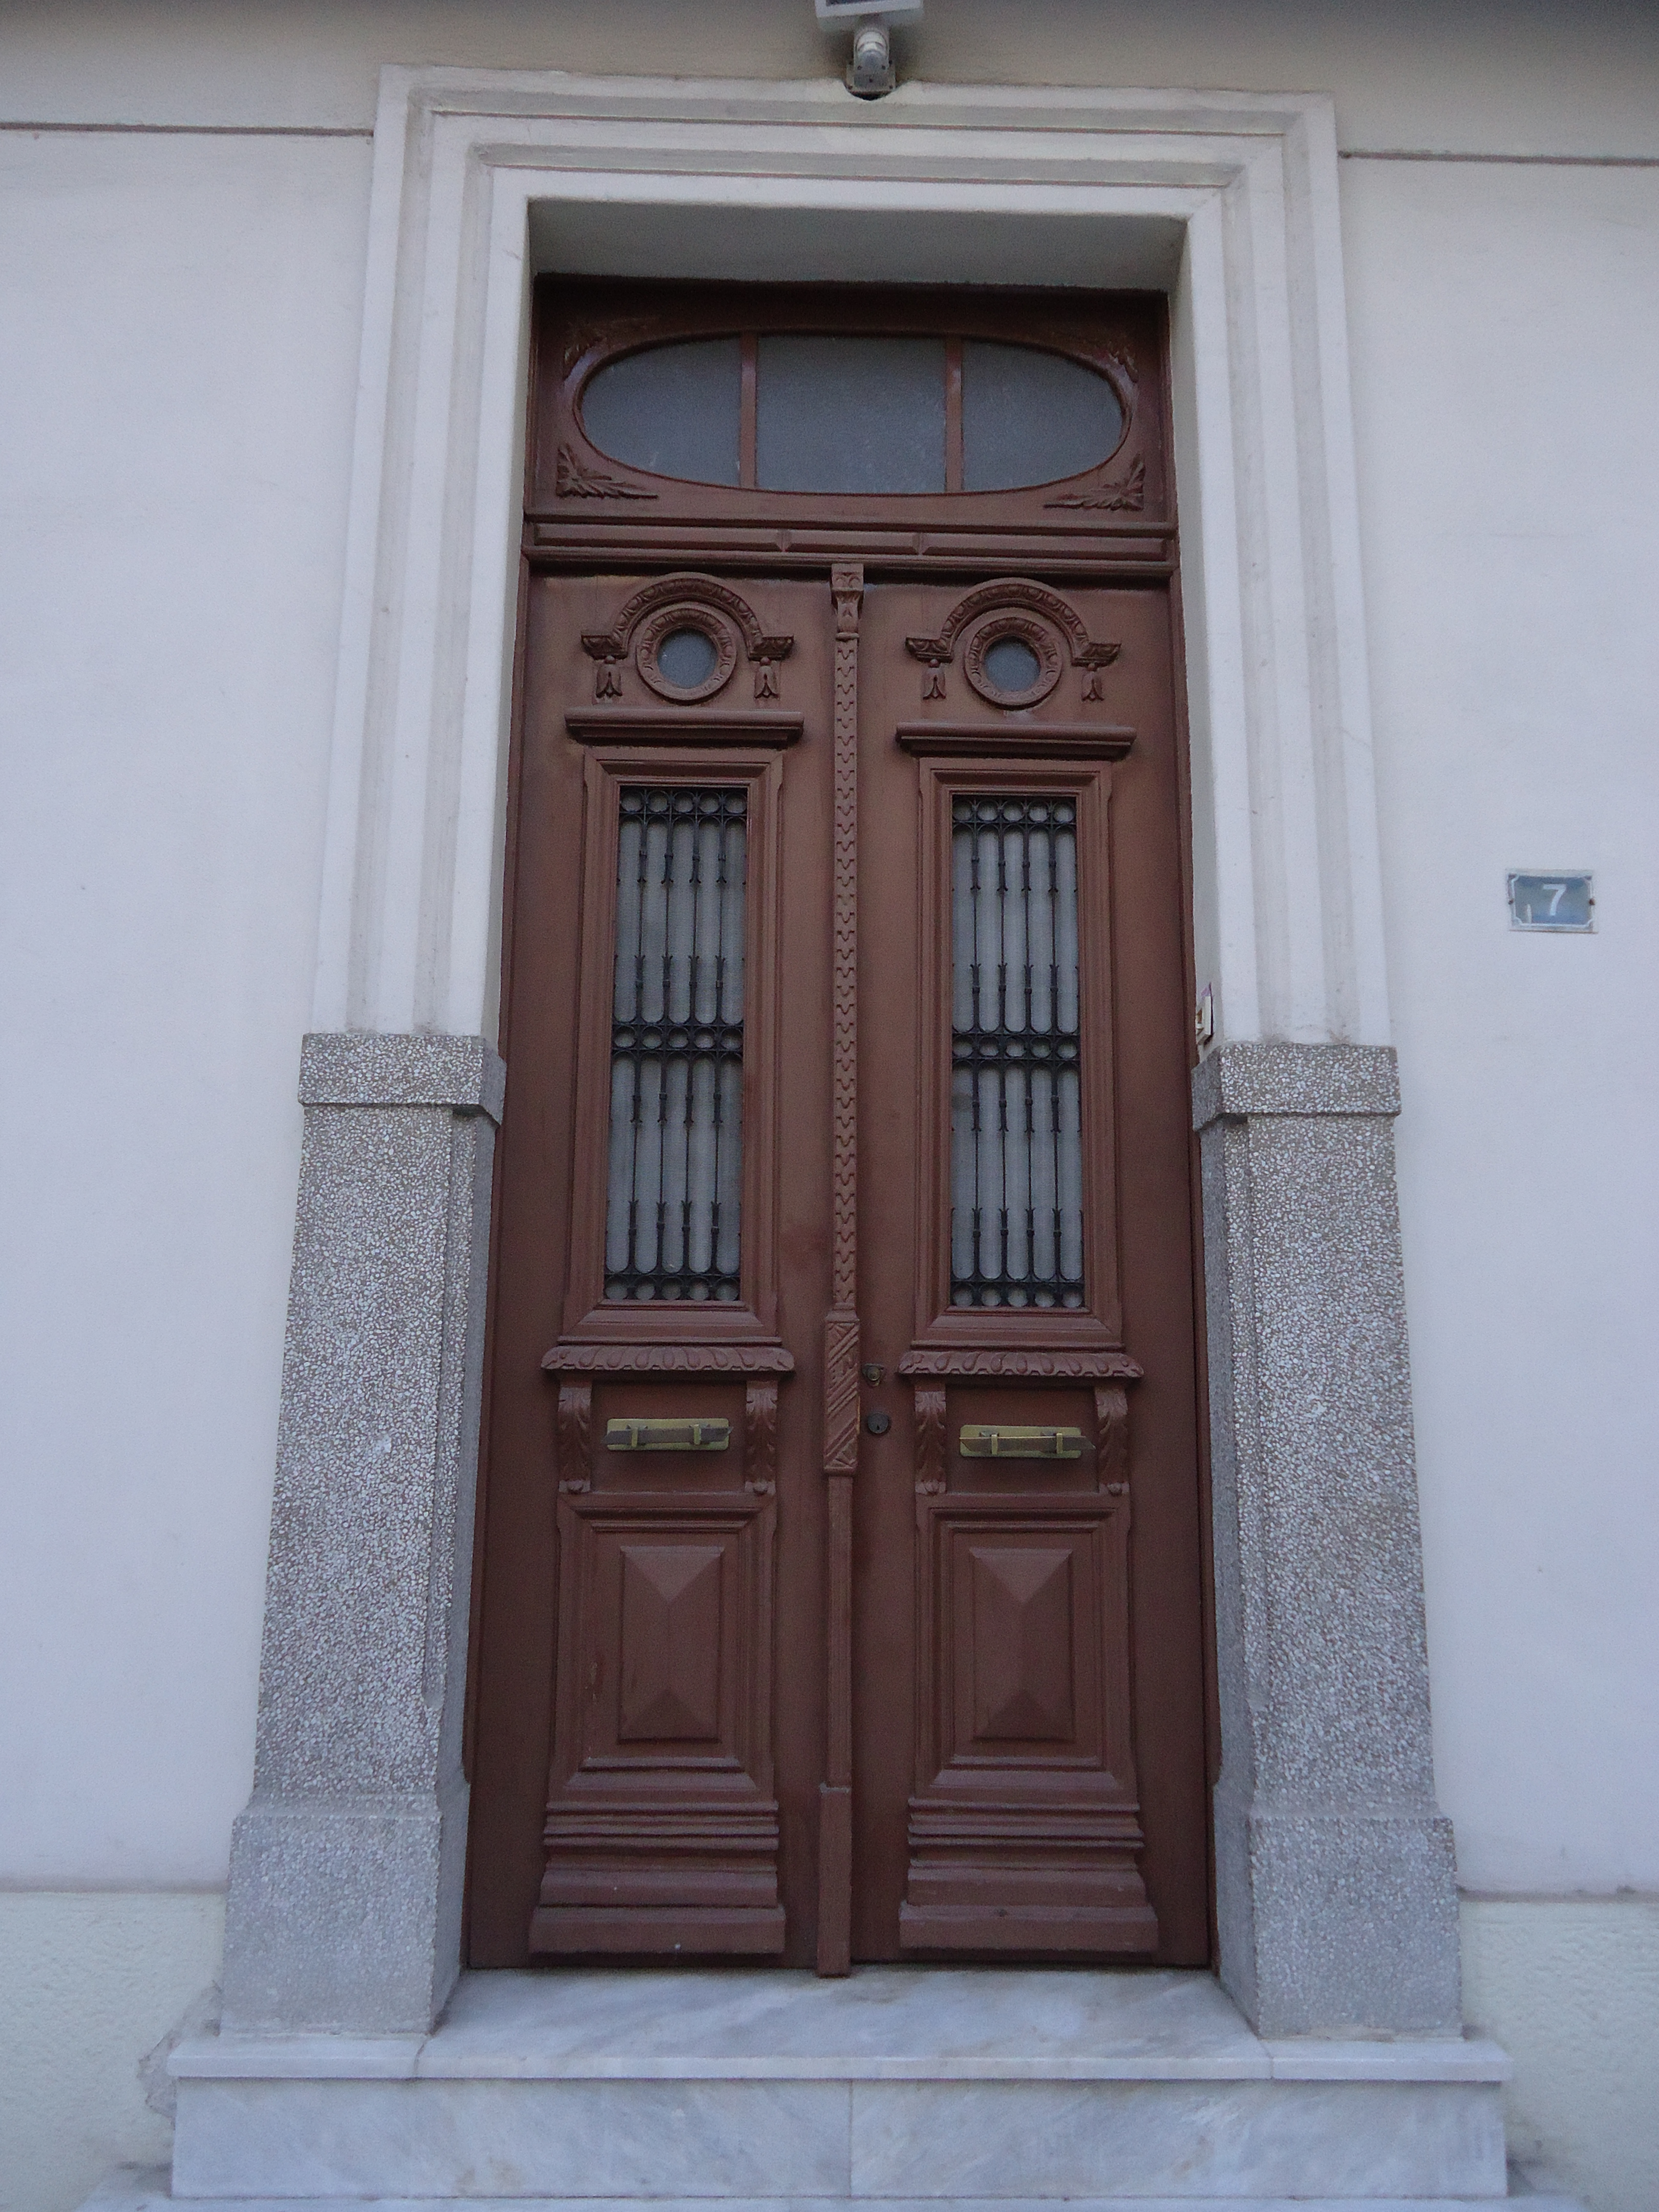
{"left": 606, "top": 788, "right": 746, "bottom": 1304}
{"left": 984, "top": 636, "right": 1042, "bottom": 694}
{"left": 656, "top": 628, "right": 719, "bottom": 689}
{"left": 962, "top": 341, "right": 1124, "bottom": 493}
{"left": 757, "top": 335, "right": 945, "bottom": 494}
{"left": 581, "top": 339, "right": 741, "bottom": 486}
{"left": 949, "top": 796, "right": 1084, "bottom": 1310}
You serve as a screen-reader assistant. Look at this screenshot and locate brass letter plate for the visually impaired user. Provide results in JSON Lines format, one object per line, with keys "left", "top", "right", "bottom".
{"left": 958, "top": 1423, "right": 1085, "bottom": 1461}
{"left": 604, "top": 1417, "right": 732, "bottom": 1452}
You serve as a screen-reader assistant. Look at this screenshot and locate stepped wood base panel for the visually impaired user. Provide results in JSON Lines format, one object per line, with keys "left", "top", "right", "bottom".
{"left": 160, "top": 1967, "right": 1517, "bottom": 2205}
{"left": 900, "top": 1806, "right": 1159, "bottom": 1955}
{"left": 527, "top": 1904, "right": 787, "bottom": 1954}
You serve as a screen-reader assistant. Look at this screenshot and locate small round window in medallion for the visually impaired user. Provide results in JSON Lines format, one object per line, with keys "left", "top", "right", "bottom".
{"left": 657, "top": 628, "right": 719, "bottom": 690}
{"left": 635, "top": 605, "right": 739, "bottom": 702}
{"left": 984, "top": 636, "right": 1041, "bottom": 695}
{"left": 962, "top": 612, "right": 1063, "bottom": 709}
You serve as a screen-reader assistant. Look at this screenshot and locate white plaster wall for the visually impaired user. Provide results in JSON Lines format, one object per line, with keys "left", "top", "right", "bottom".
{"left": 0, "top": 126, "right": 371, "bottom": 1884}
{"left": 1462, "top": 1898, "right": 1659, "bottom": 2212}
{"left": 0, "top": 1890, "right": 222, "bottom": 2212}
{"left": 1343, "top": 154, "right": 1659, "bottom": 1894}
{"left": 2, "top": 0, "right": 1658, "bottom": 156}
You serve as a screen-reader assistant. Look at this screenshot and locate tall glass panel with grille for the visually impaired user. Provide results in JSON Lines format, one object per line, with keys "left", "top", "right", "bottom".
{"left": 950, "top": 796, "right": 1084, "bottom": 1309}
{"left": 605, "top": 787, "right": 746, "bottom": 1303}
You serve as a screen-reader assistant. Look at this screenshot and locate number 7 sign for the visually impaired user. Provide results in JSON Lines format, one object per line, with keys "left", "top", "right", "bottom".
{"left": 1507, "top": 871, "right": 1594, "bottom": 931}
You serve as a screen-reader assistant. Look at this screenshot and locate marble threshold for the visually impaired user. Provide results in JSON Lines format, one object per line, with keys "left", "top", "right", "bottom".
{"left": 90, "top": 2183, "right": 1589, "bottom": 2212}
{"left": 169, "top": 1967, "right": 1512, "bottom": 2086}
{"left": 116, "top": 1968, "right": 1571, "bottom": 2207}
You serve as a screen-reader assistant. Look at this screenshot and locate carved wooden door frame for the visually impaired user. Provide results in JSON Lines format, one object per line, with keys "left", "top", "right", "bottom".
{"left": 463, "top": 278, "right": 1211, "bottom": 1974}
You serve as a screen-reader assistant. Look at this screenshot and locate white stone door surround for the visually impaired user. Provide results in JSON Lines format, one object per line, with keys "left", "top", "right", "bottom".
{"left": 220, "top": 68, "right": 1461, "bottom": 2041}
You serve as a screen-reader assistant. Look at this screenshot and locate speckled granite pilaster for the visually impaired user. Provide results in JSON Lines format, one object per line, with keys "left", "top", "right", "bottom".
{"left": 1194, "top": 1043, "right": 1461, "bottom": 2037}
{"left": 221, "top": 1035, "right": 504, "bottom": 2034}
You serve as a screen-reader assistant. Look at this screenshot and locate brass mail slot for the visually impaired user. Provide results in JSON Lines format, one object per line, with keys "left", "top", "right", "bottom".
{"left": 604, "top": 1417, "right": 732, "bottom": 1453}
{"left": 958, "top": 1423, "right": 1086, "bottom": 1461}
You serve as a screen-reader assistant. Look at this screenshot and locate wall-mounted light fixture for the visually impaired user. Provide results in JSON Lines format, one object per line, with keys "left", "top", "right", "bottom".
{"left": 815, "top": 0, "right": 922, "bottom": 99}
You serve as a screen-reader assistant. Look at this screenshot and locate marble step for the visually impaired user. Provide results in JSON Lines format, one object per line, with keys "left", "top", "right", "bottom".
{"left": 86, "top": 2178, "right": 1591, "bottom": 2212}
{"left": 160, "top": 1967, "right": 1522, "bottom": 2204}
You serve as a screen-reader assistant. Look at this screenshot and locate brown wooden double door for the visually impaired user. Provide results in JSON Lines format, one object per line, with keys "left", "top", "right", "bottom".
{"left": 466, "top": 282, "right": 1208, "bottom": 1971}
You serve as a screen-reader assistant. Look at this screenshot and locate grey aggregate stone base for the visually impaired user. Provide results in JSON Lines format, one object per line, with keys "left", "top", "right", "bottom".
{"left": 220, "top": 1798, "right": 465, "bottom": 2036}
{"left": 299, "top": 1030, "right": 506, "bottom": 1119}
{"left": 1195, "top": 1042, "right": 1461, "bottom": 2036}
{"left": 221, "top": 1035, "right": 503, "bottom": 2035}
{"left": 1190, "top": 1038, "right": 1401, "bottom": 1121}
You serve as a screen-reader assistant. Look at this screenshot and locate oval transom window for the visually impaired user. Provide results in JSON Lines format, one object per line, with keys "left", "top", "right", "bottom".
{"left": 579, "top": 336, "right": 1125, "bottom": 495}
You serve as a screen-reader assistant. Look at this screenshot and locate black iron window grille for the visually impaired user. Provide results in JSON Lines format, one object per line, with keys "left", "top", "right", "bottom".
{"left": 950, "top": 796, "right": 1085, "bottom": 1309}
{"left": 604, "top": 786, "right": 746, "bottom": 1303}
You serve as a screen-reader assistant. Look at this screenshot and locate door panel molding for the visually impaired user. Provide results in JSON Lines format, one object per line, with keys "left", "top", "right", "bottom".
{"left": 896, "top": 721, "right": 1135, "bottom": 761}
{"left": 898, "top": 1347, "right": 1141, "bottom": 1381}
{"left": 567, "top": 709, "right": 803, "bottom": 746}
{"left": 544, "top": 1342, "right": 796, "bottom": 1377}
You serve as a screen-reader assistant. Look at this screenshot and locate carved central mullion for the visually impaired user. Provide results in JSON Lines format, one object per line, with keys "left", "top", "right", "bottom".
{"left": 825, "top": 561, "right": 865, "bottom": 1406}
{"left": 818, "top": 560, "right": 864, "bottom": 1977}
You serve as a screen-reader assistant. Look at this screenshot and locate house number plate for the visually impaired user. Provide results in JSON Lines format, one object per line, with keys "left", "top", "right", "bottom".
{"left": 1508, "top": 871, "right": 1593, "bottom": 931}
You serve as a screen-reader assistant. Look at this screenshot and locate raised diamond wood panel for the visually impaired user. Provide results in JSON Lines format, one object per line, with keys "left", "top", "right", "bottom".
{"left": 970, "top": 1545, "right": 1075, "bottom": 1742}
{"left": 618, "top": 1542, "right": 724, "bottom": 1742}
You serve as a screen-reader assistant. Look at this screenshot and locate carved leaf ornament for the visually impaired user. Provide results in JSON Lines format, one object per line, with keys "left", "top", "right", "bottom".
{"left": 556, "top": 444, "right": 657, "bottom": 501}
{"left": 1045, "top": 456, "right": 1147, "bottom": 514}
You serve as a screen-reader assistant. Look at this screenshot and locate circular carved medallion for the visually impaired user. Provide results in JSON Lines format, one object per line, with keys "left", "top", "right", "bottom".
{"left": 962, "top": 610, "right": 1064, "bottom": 709}
{"left": 634, "top": 604, "right": 739, "bottom": 702}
